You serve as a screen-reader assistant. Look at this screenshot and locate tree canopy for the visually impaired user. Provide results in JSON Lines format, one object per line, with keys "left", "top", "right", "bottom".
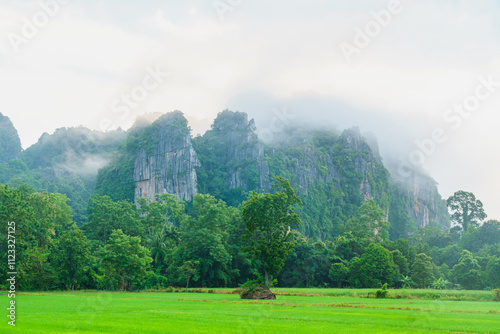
{"left": 242, "top": 177, "right": 302, "bottom": 289}
{"left": 447, "top": 191, "right": 487, "bottom": 233}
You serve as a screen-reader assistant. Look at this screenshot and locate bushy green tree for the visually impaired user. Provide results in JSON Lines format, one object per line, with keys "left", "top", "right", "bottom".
{"left": 460, "top": 220, "right": 500, "bottom": 252}
{"left": 334, "top": 236, "right": 370, "bottom": 262}
{"left": 485, "top": 256, "right": 500, "bottom": 288}
{"left": 0, "top": 185, "right": 74, "bottom": 290}
{"left": 355, "top": 243, "right": 395, "bottom": 288}
{"left": 178, "top": 261, "right": 200, "bottom": 290}
{"left": 411, "top": 253, "right": 435, "bottom": 288}
{"left": 172, "top": 194, "right": 240, "bottom": 287}
{"left": 278, "top": 232, "right": 318, "bottom": 287}
{"left": 51, "top": 229, "right": 91, "bottom": 290}
{"left": 391, "top": 249, "right": 409, "bottom": 277}
{"left": 329, "top": 262, "right": 349, "bottom": 288}
{"left": 99, "top": 229, "right": 152, "bottom": 290}
{"left": 452, "top": 250, "right": 482, "bottom": 290}
{"left": 84, "top": 195, "right": 143, "bottom": 244}
{"left": 137, "top": 193, "right": 186, "bottom": 230}
{"left": 340, "top": 199, "right": 389, "bottom": 243}
{"left": 447, "top": 191, "right": 486, "bottom": 233}
{"left": 242, "top": 177, "right": 302, "bottom": 289}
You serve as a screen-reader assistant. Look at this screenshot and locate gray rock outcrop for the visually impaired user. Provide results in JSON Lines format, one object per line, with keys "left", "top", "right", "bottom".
{"left": 133, "top": 111, "right": 200, "bottom": 202}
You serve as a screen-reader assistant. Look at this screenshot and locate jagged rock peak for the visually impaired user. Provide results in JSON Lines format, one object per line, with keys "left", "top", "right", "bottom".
{"left": 340, "top": 127, "right": 371, "bottom": 152}
{"left": 133, "top": 111, "right": 200, "bottom": 202}
{"left": 196, "top": 110, "right": 270, "bottom": 192}
{"left": 212, "top": 110, "right": 255, "bottom": 132}
{"left": 0, "top": 113, "right": 22, "bottom": 163}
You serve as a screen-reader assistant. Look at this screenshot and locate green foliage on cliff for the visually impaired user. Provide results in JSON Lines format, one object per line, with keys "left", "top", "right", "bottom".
{"left": 389, "top": 184, "right": 418, "bottom": 240}
{"left": 193, "top": 110, "right": 262, "bottom": 206}
{"left": 264, "top": 128, "right": 391, "bottom": 242}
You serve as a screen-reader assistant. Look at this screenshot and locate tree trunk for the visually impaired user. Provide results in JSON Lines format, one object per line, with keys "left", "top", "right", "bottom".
{"left": 186, "top": 277, "right": 190, "bottom": 291}
{"left": 264, "top": 270, "right": 270, "bottom": 290}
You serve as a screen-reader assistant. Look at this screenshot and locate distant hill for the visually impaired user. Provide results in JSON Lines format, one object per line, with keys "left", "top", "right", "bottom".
{"left": 0, "top": 113, "right": 22, "bottom": 163}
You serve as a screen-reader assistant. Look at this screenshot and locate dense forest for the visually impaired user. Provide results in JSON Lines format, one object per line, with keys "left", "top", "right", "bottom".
{"left": 0, "top": 111, "right": 499, "bottom": 291}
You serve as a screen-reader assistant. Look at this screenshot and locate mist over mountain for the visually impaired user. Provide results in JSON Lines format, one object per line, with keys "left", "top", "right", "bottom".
{"left": 0, "top": 109, "right": 450, "bottom": 238}
{"left": 0, "top": 125, "right": 125, "bottom": 223}
{"left": 94, "top": 110, "right": 449, "bottom": 240}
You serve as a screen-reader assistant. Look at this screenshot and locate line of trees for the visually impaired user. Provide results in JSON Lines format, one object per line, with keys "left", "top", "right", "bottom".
{"left": 1, "top": 183, "right": 499, "bottom": 291}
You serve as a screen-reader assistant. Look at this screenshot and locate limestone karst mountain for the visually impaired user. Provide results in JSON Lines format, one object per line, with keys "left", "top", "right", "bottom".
{"left": 0, "top": 110, "right": 450, "bottom": 236}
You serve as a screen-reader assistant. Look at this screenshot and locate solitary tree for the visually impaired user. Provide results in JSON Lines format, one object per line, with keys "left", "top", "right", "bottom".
{"left": 242, "top": 177, "right": 302, "bottom": 289}
{"left": 447, "top": 191, "right": 486, "bottom": 233}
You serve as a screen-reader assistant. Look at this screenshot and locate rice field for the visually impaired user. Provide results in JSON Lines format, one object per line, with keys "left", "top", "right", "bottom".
{"left": 1, "top": 289, "right": 499, "bottom": 333}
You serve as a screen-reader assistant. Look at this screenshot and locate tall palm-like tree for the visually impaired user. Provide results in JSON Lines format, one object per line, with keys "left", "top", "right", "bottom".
{"left": 147, "top": 225, "right": 169, "bottom": 269}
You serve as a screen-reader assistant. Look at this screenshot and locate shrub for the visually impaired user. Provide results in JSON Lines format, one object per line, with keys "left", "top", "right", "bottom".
{"left": 494, "top": 289, "right": 500, "bottom": 301}
{"left": 239, "top": 279, "right": 260, "bottom": 297}
{"left": 376, "top": 283, "right": 389, "bottom": 299}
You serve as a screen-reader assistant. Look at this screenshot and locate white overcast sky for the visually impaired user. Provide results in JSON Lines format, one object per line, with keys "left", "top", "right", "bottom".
{"left": 1, "top": 0, "right": 499, "bottom": 220}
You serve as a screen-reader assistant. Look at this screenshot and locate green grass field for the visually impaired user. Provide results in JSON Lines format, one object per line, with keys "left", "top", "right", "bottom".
{"left": 2, "top": 289, "right": 499, "bottom": 333}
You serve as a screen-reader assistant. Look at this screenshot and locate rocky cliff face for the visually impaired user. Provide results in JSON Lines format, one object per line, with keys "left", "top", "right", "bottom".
{"left": 193, "top": 110, "right": 270, "bottom": 205}
{"left": 212, "top": 111, "right": 269, "bottom": 191}
{"left": 391, "top": 170, "right": 450, "bottom": 229}
{"left": 340, "top": 127, "right": 387, "bottom": 202}
{"left": 265, "top": 135, "right": 341, "bottom": 196}
{"left": 133, "top": 111, "right": 200, "bottom": 202}
{"left": 340, "top": 127, "right": 449, "bottom": 230}
{"left": 0, "top": 113, "right": 22, "bottom": 163}
{"left": 97, "top": 109, "right": 449, "bottom": 238}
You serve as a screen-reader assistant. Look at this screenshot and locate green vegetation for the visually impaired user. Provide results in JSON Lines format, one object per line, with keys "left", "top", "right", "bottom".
{"left": 1, "top": 182, "right": 499, "bottom": 293}
{"left": 0, "top": 127, "right": 124, "bottom": 223}
{"left": 0, "top": 112, "right": 498, "bottom": 296}
{"left": 448, "top": 190, "right": 487, "bottom": 233}
{"left": 1, "top": 291, "right": 499, "bottom": 333}
{"left": 242, "top": 177, "right": 302, "bottom": 289}
{"left": 193, "top": 110, "right": 261, "bottom": 206}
